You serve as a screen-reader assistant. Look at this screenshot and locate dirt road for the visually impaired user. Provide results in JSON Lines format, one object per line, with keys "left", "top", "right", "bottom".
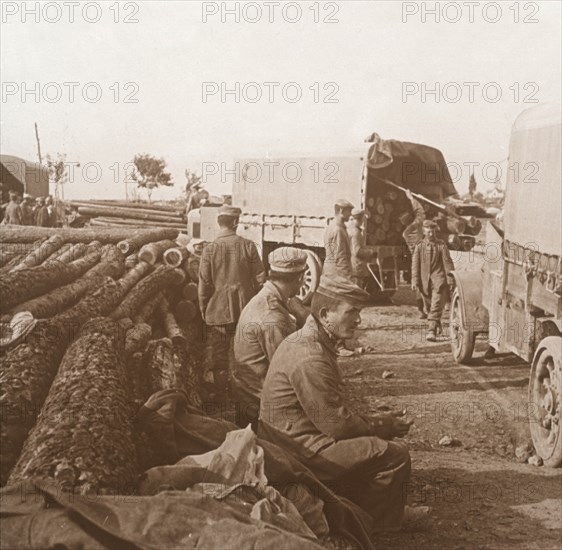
{"left": 342, "top": 292, "right": 562, "bottom": 550}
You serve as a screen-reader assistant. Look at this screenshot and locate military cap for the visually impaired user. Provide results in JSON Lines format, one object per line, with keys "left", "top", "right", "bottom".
{"left": 334, "top": 198, "right": 354, "bottom": 209}
{"left": 218, "top": 204, "right": 242, "bottom": 217}
{"left": 351, "top": 207, "right": 365, "bottom": 217}
{"left": 423, "top": 219, "right": 438, "bottom": 229}
{"left": 316, "top": 274, "right": 370, "bottom": 308}
{"left": 268, "top": 247, "right": 308, "bottom": 273}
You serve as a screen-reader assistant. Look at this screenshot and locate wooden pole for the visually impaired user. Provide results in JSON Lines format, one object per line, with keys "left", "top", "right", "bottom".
{"left": 34, "top": 123, "right": 42, "bottom": 164}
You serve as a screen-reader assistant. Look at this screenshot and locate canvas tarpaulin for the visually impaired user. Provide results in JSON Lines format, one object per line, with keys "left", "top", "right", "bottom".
{"left": 365, "top": 133, "right": 458, "bottom": 197}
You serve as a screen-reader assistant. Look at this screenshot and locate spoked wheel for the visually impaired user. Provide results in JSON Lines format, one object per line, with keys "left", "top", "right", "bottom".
{"left": 449, "top": 287, "right": 475, "bottom": 364}
{"left": 297, "top": 250, "right": 321, "bottom": 305}
{"left": 529, "top": 336, "right": 562, "bottom": 468}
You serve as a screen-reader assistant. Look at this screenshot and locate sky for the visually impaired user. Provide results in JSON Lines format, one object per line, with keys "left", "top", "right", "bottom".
{"left": 1, "top": 0, "right": 560, "bottom": 200}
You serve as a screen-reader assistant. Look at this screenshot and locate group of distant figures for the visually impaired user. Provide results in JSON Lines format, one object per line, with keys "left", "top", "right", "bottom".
{"left": 1, "top": 191, "right": 60, "bottom": 227}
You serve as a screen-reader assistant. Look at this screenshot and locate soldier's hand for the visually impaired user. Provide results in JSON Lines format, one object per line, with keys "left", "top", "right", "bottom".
{"left": 389, "top": 412, "right": 414, "bottom": 438}
{"left": 405, "top": 189, "right": 413, "bottom": 201}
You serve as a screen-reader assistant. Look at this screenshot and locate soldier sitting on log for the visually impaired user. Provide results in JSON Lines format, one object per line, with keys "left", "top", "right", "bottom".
{"left": 259, "top": 275, "right": 429, "bottom": 533}
{"left": 233, "top": 246, "right": 307, "bottom": 430}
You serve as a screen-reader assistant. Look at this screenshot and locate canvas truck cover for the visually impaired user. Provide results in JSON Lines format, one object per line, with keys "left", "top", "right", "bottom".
{"left": 503, "top": 103, "right": 562, "bottom": 256}
{"left": 0, "top": 155, "right": 49, "bottom": 198}
{"left": 365, "top": 133, "right": 457, "bottom": 197}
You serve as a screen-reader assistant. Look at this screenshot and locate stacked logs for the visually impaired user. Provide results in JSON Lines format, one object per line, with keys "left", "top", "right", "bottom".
{"left": 0, "top": 226, "right": 206, "bottom": 489}
{"left": 70, "top": 199, "right": 187, "bottom": 231}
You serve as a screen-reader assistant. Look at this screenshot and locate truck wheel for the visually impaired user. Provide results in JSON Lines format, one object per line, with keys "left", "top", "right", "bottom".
{"left": 449, "top": 287, "right": 475, "bottom": 364}
{"left": 298, "top": 250, "right": 321, "bottom": 305}
{"left": 529, "top": 336, "right": 562, "bottom": 468}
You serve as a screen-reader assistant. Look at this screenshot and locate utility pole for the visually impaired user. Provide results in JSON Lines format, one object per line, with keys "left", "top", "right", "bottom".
{"left": 34, "top": 122, "right": 42, "bottom": 164}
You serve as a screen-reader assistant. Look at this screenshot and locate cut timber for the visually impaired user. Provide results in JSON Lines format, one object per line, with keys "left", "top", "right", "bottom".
{"left": 0, "top": 276, "right": 128, "bottom": 484}
{"left": 89, "top": 217, "right": 186, "bottom": 229}
{"left": 163, "top": 247, "right": 189, "bottom": 268}
{"left": 0, "top": 242, "right": 43, "bottom": 267}
{"left": 125, "top": 254, "right": 138, "bottom": 269}
{"left": 10, "top": 235, "right": 65, "bottom": 273}
{"left": 0, "top": 248, "right": 103, "bottom": 312}
{"left": 133, "top": 293, "right": 163, "bottom": 324}
{"left": 42, "top": 242, "right": 73, "bottom": 264}
{"left": 44, "top": 242, "right": 88, "bottom": 266}
{"left": 158, "top": 298, "right": 186, "bottom": 346}
{"left": 182, "top": 282, "right": 199, "bottom": 301}
{"left": 0, "top": 226, "right": 179, "bottom": 245}
{"left": 72, "top": 202, "right": 184, "bottom": 219}
{"left": 138, "top": 239, "right": 177, "bottom": 265}
{"left": 144, "top": 338, "right": 202, "bottom": 408}
{"left": 110, "top": 266, "right": 185, "bottom": 320}
{"left": 117, "top": 230, "right": 181, "bottom": 256}
{"left": 8, "top": 318, "right": 139, "bottom": 492}
{"left": 71, "top": 199, "right": 184, "bottom": 213}
{"left": 125, "top": 323, "right": 152, "bottom": 356}
{"left": 174, "top": 300, "right": 197, "bottom": 324}
{"left": 77, "top": 205, "right": 183, "bottom": 223}
{"left": 116, "top": 260, "right": 153, "bottom": 294}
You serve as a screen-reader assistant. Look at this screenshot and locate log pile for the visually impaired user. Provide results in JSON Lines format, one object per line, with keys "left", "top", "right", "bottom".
{"left": 70, "top": 199, "right": 187, "bottom": 232}
{"left": 0, "top": 225, "right": 206, "bottom": 488}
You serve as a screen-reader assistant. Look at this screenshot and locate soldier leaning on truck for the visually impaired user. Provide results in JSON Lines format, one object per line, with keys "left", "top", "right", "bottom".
{"left": 323, "top": 198, "right": 354, "bottom": 279}
{"left": 411, "top": 219, "right": 455, "bottom": 342}
{"left": 233, "top": 246, "right": 308, "bottom": 430}
{"left": 198, "top": 204, "right": 266, "bottom": 400}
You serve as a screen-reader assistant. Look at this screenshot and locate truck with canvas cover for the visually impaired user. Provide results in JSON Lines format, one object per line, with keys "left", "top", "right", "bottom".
{"left": 448, "top": 103, "right": 562, "bottom": 467}
{"left": 199, "top": 135, "right": 460, "bottom": 303}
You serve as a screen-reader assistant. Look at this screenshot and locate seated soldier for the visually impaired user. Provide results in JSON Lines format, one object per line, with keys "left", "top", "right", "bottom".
{"left": 259, "top": 275, "right": 428, "bottom": 533}
{"left": 233, "top": 246, "right": 307, "bottom": 430}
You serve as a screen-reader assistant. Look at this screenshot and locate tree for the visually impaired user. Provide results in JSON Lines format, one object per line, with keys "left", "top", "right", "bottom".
{"left": 131, "top": 154, "right": 173, "bottom": 202}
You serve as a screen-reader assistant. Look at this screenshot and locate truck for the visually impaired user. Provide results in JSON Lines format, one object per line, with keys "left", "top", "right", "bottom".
{"left": 448, "top": 103, "right": 561, "bottom": 467}
{"left": 196, "top": 136, "right": 463, "bottom": 303}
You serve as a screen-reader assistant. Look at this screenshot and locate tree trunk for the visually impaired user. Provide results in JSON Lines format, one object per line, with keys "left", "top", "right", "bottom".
{"left": 138, "top": 239, "right": 177, "bottom": 265}
{"left": 0, "top": 277, "right": 129, "bottom": 484}
{"left": 116, "top": 260, "right": 153, "bottom": 294}
{"left": 72, "top": 199, "right": 184, "bottom": 213}
{"left": 158, "top": 298, "right": 186, "bottom": 346}
{"left": 77, "top": 206, "right": 183, "bottom": 223}
{"left": 44, "top": 242, "right": 88, "bottom": 266}
{"left": 0, "top": 242, "right": 43, "bottom": 267}
{"left": 124, "top": 323, "right": 152, "bottom": 356}
{"left": 133, "top": 293, "right": 163, "bottom": 324}
{"left": 10, "top": 235, "right": 66, "bottom": 273}
{"left": 163, "top": 247, "right": 189, "bottom": 268}
{"left": 0, "top": 248, "right": 104, "bottom": 312}
{"left": 0, "top": 226, "right": 179, "bottom": 245}
{"left": 89, "top": 218, "right": 186, "bottom": 230}
{"left": 182, "top": 282, "right": 199, "bottom": 301}
{"left": 174, "top": 300, "right": 197, "bottom": 323}
{"left": 117, "top": 229, "right": 180, "bottom": 256}
{"left": 8, "top": 318, "right": 139, "bottom": 492}
{"left": 110, "top": 265, "right": 185, "bottom": 320}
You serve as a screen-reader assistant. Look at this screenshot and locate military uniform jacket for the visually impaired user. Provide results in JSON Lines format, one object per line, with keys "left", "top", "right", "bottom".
{"left": 259, "top": 315, "right": 386, "bottom": 458}
{"left": 411, "top": 237, "right": 455, "bottom": 295}
{"left": 233, "top": 281, "right": 297, "bottom": 403}
{"left": 323, "top": 218, "right": 352, "bottom": 279}
{"left": 402, "top": 199, "right": 425, "bottom": 253}
{"left": 198, "top": 229, "right": 265, "bottom": 325}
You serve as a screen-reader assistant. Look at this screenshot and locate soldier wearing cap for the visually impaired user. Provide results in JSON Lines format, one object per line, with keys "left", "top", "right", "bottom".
{"left": 259, "top": 274, "right": 415, "bottom": 532}
{"left": 198, "top": 204, "right": 266, "bottom": 400}
{"left": 411, "top": 219, "right": 455, "bottom": 341}
{"left": 323, "top": 198, "right": 354, "bottom": 279}
{"left": 347, "top": 207, "right": 376, "bottom": 289}
{"left": 20, "top": 194, "right": 35, "bottom": 226}
{"left": 233, "top": 246, "right": 308, "bottom": 429}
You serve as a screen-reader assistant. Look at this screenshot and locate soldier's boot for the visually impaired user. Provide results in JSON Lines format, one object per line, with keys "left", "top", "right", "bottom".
{"left": 426, "top": 320, "right": 437, "bottom": 342}
{"left": 417, "top": 298, "right": 427, "bottom": 319}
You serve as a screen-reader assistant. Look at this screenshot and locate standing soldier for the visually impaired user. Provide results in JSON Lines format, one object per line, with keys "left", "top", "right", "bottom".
{"left": 323, "top": 198, "right": 354, "bottom": 279}
{"left": 347, "top": 207, "right": 375, "bottom": 289}
{"left": 233, "top": 246, "right": 307, "bottom": 430}
{"left": 34, "top": 197, "right": 50, "bottom": 227}
{"left": 19, "top": 194, "right": 35, "bottom": 225}
{"left": 401, "top": 189, "right": 427, "bottom": 318}
{"left": 198, "top": 205, "right": 265, "bottom": 401}
{"left": 2, "top": 192, "right": 22, "bottom": 225}
{"left": 411, "top": 220, "right": 455, "bottom": 342}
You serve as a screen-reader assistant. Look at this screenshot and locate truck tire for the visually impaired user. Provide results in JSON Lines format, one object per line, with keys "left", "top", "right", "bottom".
{"left": 529, "top": 336, "right": 562, "bottom": 468}
{"left": 298, "top": 250, "right": 321, "bottom": 305}
{"left": 449, "top": 287, "right": 475, "bottom": 364}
